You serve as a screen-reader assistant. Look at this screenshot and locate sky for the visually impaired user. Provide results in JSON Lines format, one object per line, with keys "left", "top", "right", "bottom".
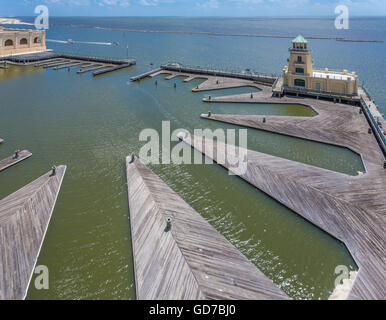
{"left": 1, "top": 0, "right": 386, "bottom": 17}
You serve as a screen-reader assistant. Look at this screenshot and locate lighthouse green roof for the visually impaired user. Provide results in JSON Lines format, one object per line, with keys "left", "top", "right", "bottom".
{"left": 292, "top": 35, "right": 308, "bottom": 44}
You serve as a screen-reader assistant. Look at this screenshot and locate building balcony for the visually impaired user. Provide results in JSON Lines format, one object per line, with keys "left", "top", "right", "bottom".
{"left": 289, "top": 48, "right": 311, "bottom": 53}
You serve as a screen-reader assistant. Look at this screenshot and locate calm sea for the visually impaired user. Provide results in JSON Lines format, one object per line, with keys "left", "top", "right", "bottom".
{"left": 0, "top": 17, "right": 384, "bottom": 300}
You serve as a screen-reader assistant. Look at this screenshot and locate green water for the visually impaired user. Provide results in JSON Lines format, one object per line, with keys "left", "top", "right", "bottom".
{"left": 0, "top": 65, "right": 359, "bottom": 300}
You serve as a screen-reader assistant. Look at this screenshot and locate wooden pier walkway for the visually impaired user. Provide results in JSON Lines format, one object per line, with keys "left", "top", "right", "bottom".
{"left": 126, "top": 155, "right": 289, "bottom": 300}
{"left": 177, "top": 85, "right": 386, "bottom": 299}
{"left": 179, "top": 131, "right": 386, "bottom": 300}
{"left": 3, "top": 52, "right": 136, "bottom": 77}
{"left": 77, "top": 65, "right": 106, "bottom": 74}
{"left": 0, "top": 165, "right": 66, "bottom": 300}
{"left": 92, "top": 62, "right": 135, "bottom": 76}
{"left": 130, "top": 68, "right": 266, "bottom": 94}
{"left": 0, "top": 150, "right": 32, "bottom": 172}
{"left": 53, "top": 62, "right": 84, "bottom": 70}
{"left": 130, "top": 64, "right": 276, "bottom": 85}
{"left": 130, "top": 68, "right": 162, "bottom": 81}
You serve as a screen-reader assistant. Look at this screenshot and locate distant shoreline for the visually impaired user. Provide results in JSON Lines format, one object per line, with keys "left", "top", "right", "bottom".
{"left": 62, "top": 24, "right": 384, "bottom": 43}
{"left": 0, "top": 17, "right": 33, "bottom": 25}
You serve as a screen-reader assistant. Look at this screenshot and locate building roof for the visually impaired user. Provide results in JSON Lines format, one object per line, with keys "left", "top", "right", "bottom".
{"left": 313, "top": 71, "right": 355, "bottom": 81}
{"left": 292, "top": 35, "right": 308, "bottom": 44}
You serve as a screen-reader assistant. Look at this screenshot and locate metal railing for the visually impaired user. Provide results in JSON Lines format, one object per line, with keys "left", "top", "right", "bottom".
{"left": 272, "top": 77, "right": 279, "bottom": 89}
{"left": 161, "top": 62, "right": 278, "bottom": 84}
{"left": 361, "top": 96, "right": 386, "bottom": 147}
{"left": 282, "top": 85, "right": 358, "bottom": 98}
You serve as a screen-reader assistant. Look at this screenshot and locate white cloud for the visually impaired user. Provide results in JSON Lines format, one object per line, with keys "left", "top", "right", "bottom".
{"left": 98, "top": 0, "right": 130, "bottom": 6}
{"left": 197, "top": 0, "right": 219, "bottom": 8}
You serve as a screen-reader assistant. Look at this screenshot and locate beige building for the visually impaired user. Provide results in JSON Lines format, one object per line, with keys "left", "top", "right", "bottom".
{"left": 283, "top": 35, "right": 358, "bottom": 95}
{"left": 0, "top": 26, "right": 46, "bottom": 57}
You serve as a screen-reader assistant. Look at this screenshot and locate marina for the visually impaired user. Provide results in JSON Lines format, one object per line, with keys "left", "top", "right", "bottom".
{"left": 128, "top": 36, "right": 386, "bottom": 299}
{"left": 0, "top": 15, "right": 385, "bottom": 301}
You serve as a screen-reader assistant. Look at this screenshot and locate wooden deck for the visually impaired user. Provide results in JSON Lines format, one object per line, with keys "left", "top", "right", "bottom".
{"left": 0, "top": 150, "right": 32, "bottom": 172}
{"left": 92, "top": 62, "right": 135, "bottom": 76}
{"left": 0, "top": 165, "right": 66, "bottom": 300}
{"left": 3, "top": 52, "right": 136, "bottom": 77}
{"left": 130, "top": 68, "right": 162, "bottom": 81}
{"left": 126, "top": 156, "right": 289, "bottom": 300}
{"left": 177, "top": 85, "right": 386, "bottom": 299}
{"left": 133, "top": 68, "right": 267, "bottom": 93}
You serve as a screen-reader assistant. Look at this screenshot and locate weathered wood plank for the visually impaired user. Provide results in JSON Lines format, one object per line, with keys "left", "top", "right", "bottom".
{"left": 0, "top": 150, "right": 32, "bottom": 172}
{"left": 126, "top": 155, "right": 289, "bottom": 300}
{"left": 0, "top": 165, "right": 66, "bottom": 300}
{"left": 178, "top": 131, "right": 386, "bottom": 300}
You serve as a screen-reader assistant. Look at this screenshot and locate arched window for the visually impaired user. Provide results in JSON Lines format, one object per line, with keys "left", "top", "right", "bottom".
{"left": 4, "top": 39, "right": 13, "bottom": 46}
{"left": 20, "top": 38, "right": 28, "bottom": 45}
{"left": 34, "top": 37, "right": 41, "bottom": 44}
{"left": 294, "top": 79, "right": 306, "bottom": 87}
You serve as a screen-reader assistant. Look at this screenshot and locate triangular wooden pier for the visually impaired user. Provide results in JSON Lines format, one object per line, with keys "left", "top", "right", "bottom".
{"left": 0, "top": 165, "right": 66, "bottom": 300}
{"left": 126, "top": 155, "right": 288, "bottom": 300}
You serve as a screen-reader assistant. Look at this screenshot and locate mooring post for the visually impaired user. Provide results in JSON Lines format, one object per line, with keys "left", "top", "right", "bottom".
{"left": 368, "top": 128, "right": 372, "bottom": 134}
{"left": 208, "top": 111, "right": 211, "bottom": 117}
{"left": 165, "top": 217, "right": 172, "bottom": 232}
{"left": 359, "top": 108, "right": 363, "bottom": 114}
{"left": 250, "top": 93, "right": 253, "bottom": 99}
{"left": 51, "top": 165, "right": 56, "bottom": 176}
{"left": 13, "top": 149, "right": 20, "bottom": 159}
{"left": 263, "top": 117, "right": 266, "bottom": 123}
{"left": 129, "top": 153, "right": 135, "bottom": 164}
{"left": 208, "top": 96, "right": 211, "bottom": 100}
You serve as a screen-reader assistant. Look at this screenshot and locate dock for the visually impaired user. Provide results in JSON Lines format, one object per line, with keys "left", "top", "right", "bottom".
{"left": 77, "top": 65, "right": 106, "bottom": 74}
{"left": 92, "top": 62, "right": 136, "bottom": 76}
{"left": 0, "top": 165, "right": 66, "bottom": 300}
{"left": 2, "top": 52, "right": 136, "bottom": 77}
{"left": 0, "top": 150, "right": 32, "bottom": 172}
{"left": 176, "top": 81, "right": 386, "bottom": 299}
{"left": 53, "top": 62, "right": 84, "bottom": 70}
{"left": 129, "top": 63, "right": 276, "bottom": 85}
{"left": 126, "top": 155, "right": 289, "bottom": 300}
{"left": 130, "top": 68, "right": 162, "bottom": 81}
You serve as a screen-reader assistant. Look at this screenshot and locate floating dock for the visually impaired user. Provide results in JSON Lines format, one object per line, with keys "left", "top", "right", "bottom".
{"left": 1, "top": 52, "right": 136, "bottom": 77}
{"left": 0, "top": 150, "right": 32, "bottom": 172}
{"left": 130, "top": 63, "right": 276, "bottom": 85}
{"left": 0, "top": 165, "right": 66, "bottom": 300}
{"left": 92, "top": 62, "right": 136, "bottom": 76}
{"left": 126, "top": 155, "right": 289, "bottom": 300}
{"left": 130, "top": 68, "right": 162, "bottom": 81}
